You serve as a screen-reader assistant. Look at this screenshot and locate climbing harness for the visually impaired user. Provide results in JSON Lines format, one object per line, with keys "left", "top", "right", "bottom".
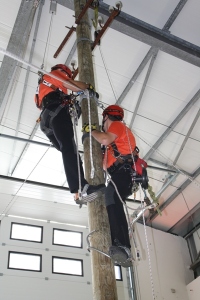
{"left": 38, "top": 90, "right": 81, "bottom": 136}
{"left": 106, "top": 141, "right": 149, "bottom": 190}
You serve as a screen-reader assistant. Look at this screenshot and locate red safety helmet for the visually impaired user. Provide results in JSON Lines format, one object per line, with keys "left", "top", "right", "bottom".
{"left": 51, "top": 64, "right": 72, "bottom": 78}
{"left": 102, "top": 105, "right": 124, "bottom": 120}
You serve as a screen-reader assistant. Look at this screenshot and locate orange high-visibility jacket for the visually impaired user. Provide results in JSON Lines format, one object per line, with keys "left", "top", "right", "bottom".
{"left": 103, "top": 121, "right": 136, "bottom": 169}
{"left": 35, "top": 69, "right": 70, "bottom": 109}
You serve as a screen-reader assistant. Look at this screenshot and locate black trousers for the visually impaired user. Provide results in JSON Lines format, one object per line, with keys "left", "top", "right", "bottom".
{"left": 105, "top": 168, "right": 133, "bottom": 249}
{"left": 40, "top": 103, "right": 87, "bottom": 193}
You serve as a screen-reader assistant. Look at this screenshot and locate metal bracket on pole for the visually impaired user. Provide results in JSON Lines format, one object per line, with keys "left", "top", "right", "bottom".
{"left": 53, "top": 0, "right": 94, "bottom": 58}
{"left": 53, "top": 26, "right": 76, "bottom": 58}
{"left": 91, "top": 6, "right": 121, "bottom": 50}
{"left": 86, "top": 230, "right": 111, "bottom": 258}
{"left": 53, "top": 0, "right": 122, "bottom": 77}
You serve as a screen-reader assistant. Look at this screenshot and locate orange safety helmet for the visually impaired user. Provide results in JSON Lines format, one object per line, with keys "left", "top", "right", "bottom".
{"left": 51, "top": 64, "right": 72, "bottom": 78}
{"left": 102, "top": 105, "right": 124, "bottom": 120}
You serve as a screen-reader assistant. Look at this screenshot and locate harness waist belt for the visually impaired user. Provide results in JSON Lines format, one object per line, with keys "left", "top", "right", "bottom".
{"left": 41, "top": 91, "right": 71, "bottom": 110}
{"left": 107, "top": 155, "right": 133, "bottom": 174}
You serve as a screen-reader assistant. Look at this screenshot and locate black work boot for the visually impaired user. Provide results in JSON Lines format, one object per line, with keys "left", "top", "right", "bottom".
{"left": 109, "top": 245, "right": 132, "bottom": 268}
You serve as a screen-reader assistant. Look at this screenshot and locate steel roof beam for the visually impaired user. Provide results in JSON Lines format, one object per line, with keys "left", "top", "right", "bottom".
{"left": 147, "top": 165, "right": 200, "bottom": 223}
{"left": 128, "top": 49, "right": 158, "bottom": 126}
{"left": 162, "top": 0, "right": 188, "bottom": 31}
{"left": 167, "top": 201, "right": 200, "bottom": 236}
{"left": 57, "top": 1, "right": 199, "bottom": 65}
{"left": 116, "top": 48, "right": 155, "bottom": 105}
{"left": 144, "top": 88, "right": 200, "bottom": 160}
{"left": 8, "top": 0, "right": 45, "bottom": 176}
{"left": 116, "top": 0, "right": 188, "bottom": 107}
{"left": 98, "top": 3, "right": 200, "bottom": 67}
{"left": 0, "top": 0, "right": 38, "bottom": 110}
{"left": 173, "top": 108, "right": 200, "bottom": 165}
{"left": 148, "top": 158, "right": 191, "bottom": 177}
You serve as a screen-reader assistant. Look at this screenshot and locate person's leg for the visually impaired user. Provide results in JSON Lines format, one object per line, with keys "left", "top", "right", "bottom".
{"left": 41, "top": 104, "right": 105, "bottom": 200}
{"left": 105, "top": 169, "right": 132, "bottom": 249}
{"left": 51, "top": 107, "right": 87, "bottom": 192}
{"left": 106, "top": 169, "right": 133, "bottom": 267}
{"left": 40, "top": 107, "right": 60, "bottom": 150}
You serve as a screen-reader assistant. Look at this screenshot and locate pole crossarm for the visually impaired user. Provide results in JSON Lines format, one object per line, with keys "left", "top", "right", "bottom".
{"left": 54, "top": 1, "right": 122, "bottom": 81}
{"left": 54, "top": 0, "right": 94, "bottom": 58}
{"left": 91, "top": 7, "right": 121, "bottom": 50}
{"left": 53, "top": 26, "right": 76, "bottom": 58}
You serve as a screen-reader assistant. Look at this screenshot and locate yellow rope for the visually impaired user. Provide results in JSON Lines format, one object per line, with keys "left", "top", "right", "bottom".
{"left": 148, "top": 184, "right": 162, "bottom": 215}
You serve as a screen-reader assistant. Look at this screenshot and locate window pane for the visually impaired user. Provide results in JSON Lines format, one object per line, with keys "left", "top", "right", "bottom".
{"left": 11, "top": 223, "right": 42, "bottom": 243}
{"left": 53, "top": 229, "right": 82, "bottom": 248}
{"left": 8, "top": 252, "right": 41, "bottom": 272}
{"left": 115, "top": 265, "right": 122, "bottom": 280}
{"left": 53, "top": 257, "right": 83, "bottom": 276}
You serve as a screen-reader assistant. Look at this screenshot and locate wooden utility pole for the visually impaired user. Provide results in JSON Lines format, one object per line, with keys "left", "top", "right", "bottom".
{"left": 74, "top": 1, "right": 118, "bottom": 299}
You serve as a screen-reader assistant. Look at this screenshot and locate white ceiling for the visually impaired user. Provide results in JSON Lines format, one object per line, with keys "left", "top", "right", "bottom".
{"left": 0, "top": 0, "right": 200, "bottom": 236}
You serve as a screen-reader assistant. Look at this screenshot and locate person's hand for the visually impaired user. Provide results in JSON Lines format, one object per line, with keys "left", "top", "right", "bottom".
{"left": 82, "top": 132, "right": 90, "bottom": 143}
{"left": 87, "top": 84, "right": 95, "bottom": 92}
{"left": 87, "top": 84, "right": 99, "bottom": 99}
{"left": 82, "top": 123, "right": 97, "bottom": 133}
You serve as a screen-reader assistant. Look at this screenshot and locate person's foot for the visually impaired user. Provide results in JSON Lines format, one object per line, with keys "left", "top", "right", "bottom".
{"left": 109, "top": 245, "right": 132, "bottom": 268}
{"left": 81, "top": 184, "right": 106, "bottom": 196}
{"left": 74, "top": 184, "right": 106, "bottom": 208}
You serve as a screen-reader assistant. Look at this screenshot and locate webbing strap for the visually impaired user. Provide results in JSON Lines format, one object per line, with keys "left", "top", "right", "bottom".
{"left": 41, "top": 104, "right": 64, "bottom": 135}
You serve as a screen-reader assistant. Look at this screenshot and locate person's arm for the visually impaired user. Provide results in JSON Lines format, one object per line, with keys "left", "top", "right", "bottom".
{"left": 91, "top": 130, "right": 117, "bottom": 146}
{"left": 63, "top": 79, "right": 90, "bottom": 92}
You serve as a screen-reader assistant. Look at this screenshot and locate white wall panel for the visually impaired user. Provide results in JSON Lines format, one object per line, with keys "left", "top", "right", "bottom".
{"left": 0, "top": 216, "right": 195, "bottom": 300}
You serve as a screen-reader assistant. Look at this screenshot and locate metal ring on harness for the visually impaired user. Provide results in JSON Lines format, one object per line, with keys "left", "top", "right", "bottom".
{"left": 107, "top": 156, "right": 133, "bottom": 175}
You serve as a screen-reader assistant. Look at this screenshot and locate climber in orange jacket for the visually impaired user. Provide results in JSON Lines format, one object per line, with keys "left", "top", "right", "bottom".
{"left": 34, "top": 64, "right": 105, "bottom": 203}
{"left": 84, "top": 104, "right": 148, "bottom": 267}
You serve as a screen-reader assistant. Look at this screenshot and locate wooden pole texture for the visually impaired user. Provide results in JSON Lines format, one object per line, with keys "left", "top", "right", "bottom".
{"left": 74, "top": 1, "right": 118, "bottom": 299}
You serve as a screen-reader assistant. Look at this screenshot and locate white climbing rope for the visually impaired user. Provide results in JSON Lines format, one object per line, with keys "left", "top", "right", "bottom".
{"left": 139, "top": 186, "right": 156, "bottom": 300}
{"left": 72, "top": 107, "right": 82, "bottom": 198}
{"left": 84, "top": 89, "right": 95, "bottom": 179}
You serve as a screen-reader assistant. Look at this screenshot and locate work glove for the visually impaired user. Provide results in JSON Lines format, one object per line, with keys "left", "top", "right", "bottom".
{"left": 82, "top": 132, "right": 89, "bottom": 144}
{"left": 87, "top": 84, "right": 95, "bottom": 92}
{"left": 87, "top": 84, "right": 99, "bottom": 99}
{"left": 82, "top": 123, "right": 97, "bottom": 133}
